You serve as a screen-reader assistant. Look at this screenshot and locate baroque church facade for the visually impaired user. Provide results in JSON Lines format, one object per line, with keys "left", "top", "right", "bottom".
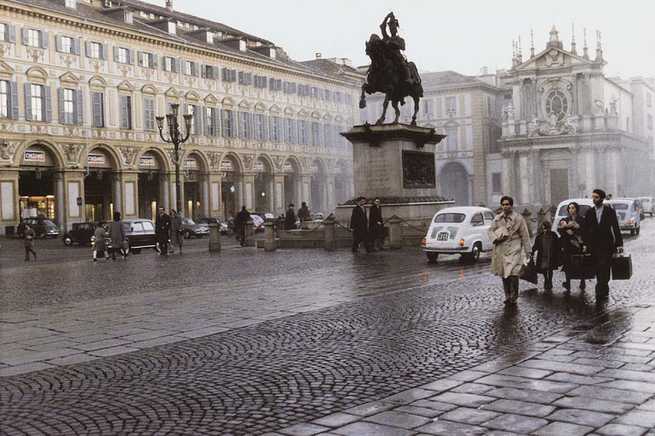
{"left": 498, "top": 27, "right": 653, "bottom": 207}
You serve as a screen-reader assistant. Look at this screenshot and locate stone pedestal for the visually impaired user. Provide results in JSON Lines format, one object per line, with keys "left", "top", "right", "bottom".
{"left": 208, "top": 223, "right": 221, "bottom": 252}
{"left": 263, "top": 222, "right": 276, "bottom": 252}
{"left": 336, "top": 124, "right": 452, "bottom": 237}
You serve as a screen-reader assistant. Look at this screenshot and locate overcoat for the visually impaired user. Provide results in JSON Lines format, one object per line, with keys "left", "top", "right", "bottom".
{"left": 489, "top": 212, "right": 531, "bottom": 278}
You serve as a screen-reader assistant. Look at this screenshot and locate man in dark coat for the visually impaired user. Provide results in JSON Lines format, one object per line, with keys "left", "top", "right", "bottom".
{"left": 368, "top": 198, "right": 385, "bottom": 251}
{"left": 284, "top": 204, "right": 297, "bottom": 230}
{"left": 582, "top": 188, "right": 623, "bottom": 299}
{"left": 235, "top": 206, "right": 251, "bottom": 247}
{"left": 155, "top": 207, "right": 171, "bottom": 256}
{"left": 350, "top": 197, "right": 370, "bottom": 253}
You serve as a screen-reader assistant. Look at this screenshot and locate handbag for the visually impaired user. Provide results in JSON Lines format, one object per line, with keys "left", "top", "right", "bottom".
{"left": 520, "top": 258, "right": 539, "bottom": 284}
{"left": 611, "top": 253, "right": 633, "bottom": 280}
{"left": 569, "top": 253, "right": 596, "bottom": 279}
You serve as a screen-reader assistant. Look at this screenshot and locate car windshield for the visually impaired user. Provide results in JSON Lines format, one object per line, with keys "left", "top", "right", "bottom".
{"left": 434, "top": 213, "right": 466, "bottom": 223}
{"left": 611, "top": 203, "right": 629, "bottom": 210}
{"left": 142, "top": 221, "right": 154, "bottom": 231}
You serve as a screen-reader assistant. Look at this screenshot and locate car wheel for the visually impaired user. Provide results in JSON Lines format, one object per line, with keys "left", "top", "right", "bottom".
{"left": 63, "top": 236, "right": 73, "bottom": 246}
{"left": 470, "top": 243, "right": 482, "bottom": 262}
{"left": 426, "top": 252, "right": 438, "bottom": 264}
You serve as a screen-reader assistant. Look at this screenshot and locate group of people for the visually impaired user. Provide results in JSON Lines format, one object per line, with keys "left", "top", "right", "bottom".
{"left": 154, "top": 208, "right": 185, "bottom": 256}
{"left": 490, "top": 189, "right": 624, "bottom": 305}
{"left": 91, "top": 212, "right": 130, "bottom": 261}
{"left": 283, "top": 202, "right": 311, "bottom": 230}
{"left": 350, "top": 197, "right": 385, "bottom": 253}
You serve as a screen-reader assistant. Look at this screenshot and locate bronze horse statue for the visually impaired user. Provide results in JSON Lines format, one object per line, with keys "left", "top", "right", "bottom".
{"left": 359, "top": 13, "right": 423, "bottom": 126}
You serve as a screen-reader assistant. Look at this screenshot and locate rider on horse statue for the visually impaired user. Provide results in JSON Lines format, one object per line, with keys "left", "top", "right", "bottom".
{"left": 360, "top": 12, "right": 423, "bottom": 125}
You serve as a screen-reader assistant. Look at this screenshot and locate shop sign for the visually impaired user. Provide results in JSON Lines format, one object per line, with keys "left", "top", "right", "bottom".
{"left": 220, "top": 160, "right": 234, "bottom": 172}
{"left": 88, "top": 153, "right": 107, "bottom": 166}
{"left": 139, "top": 155, "right": 157, "bottom": 168}
{"left": 24, "top": 150, "right": 46, "bottom": 163}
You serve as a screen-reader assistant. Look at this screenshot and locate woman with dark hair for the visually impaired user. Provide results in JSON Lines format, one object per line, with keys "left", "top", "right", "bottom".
{"left": 558, "top": 201, "right": 586, "bottom": 292}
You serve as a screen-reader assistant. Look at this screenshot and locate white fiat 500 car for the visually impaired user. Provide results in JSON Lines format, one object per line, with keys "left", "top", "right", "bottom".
{"left": 421, "top": 206, "right": 496, "bottom": 263}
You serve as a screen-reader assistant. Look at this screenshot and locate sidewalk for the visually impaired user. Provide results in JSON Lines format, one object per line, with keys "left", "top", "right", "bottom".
{"left": 275, "top": 304, "right": 655, "bottom": 436}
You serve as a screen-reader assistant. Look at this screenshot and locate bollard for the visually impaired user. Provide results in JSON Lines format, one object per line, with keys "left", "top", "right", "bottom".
{"left": 208, "top": 223, "right": 221, "bottom": 252}
{"left": 387, "top": 215, "right": 402, "bottom": 249}
{"left": 263, "top": 222, "right": 276, "bottom": 252}
{"left": 323, "top": 214, "right": 336, "bottom": 251}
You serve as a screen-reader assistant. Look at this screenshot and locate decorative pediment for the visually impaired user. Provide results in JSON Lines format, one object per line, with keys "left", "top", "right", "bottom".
{"left": 516, "top": 47, "right": 592, "bottom": 71}
{"left": 0, "top": 60, "right": 15, "bottom": 79}
{"left": 254, "top": 102, "right": 266, "bottom": 112}
{"left": 283, "top": 106, "right": 295, "bottom": 116}
{"left": 141, "top": 84, "right": 158, "bottom": 95}
{"left": 269, "top": 104, "right": 281, "bottom": 114}
{"left": 297, "top": 109, "right": 309, "bottom": 118}
{"left": 25, "top": 66, "right": 48, "bottom": 83}
{"left": 59, "top": 71, "right": 80, "bottom": 85}
{"left": 88, "top": 75, "right": 107, "bottom": 90}
{"left": 237, "top": 99, "right": 251, "bottom": 110}
{"left": 165, "top": 87, "right": 179, "bottom": 99}
{"left": 221, "top": 96, "right": 235, "bottom": 108}
{"left": 185, "top": 90, "right": 200, "bottom": 102}
{"left": 204, "top": 93, "right": 218, "bottom": 106}
{"left": 117, "top": 80, "right": 135, "bottom": 92}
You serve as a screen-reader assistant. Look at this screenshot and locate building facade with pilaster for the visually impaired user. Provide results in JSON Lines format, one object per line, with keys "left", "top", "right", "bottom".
{"left": 0, "top": 0, "right": 361, "bottom": 234}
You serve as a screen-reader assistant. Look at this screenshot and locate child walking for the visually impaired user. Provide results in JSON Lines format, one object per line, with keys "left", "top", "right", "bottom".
{"left": 531, "top": 221, "right": 561, "bottom": 291}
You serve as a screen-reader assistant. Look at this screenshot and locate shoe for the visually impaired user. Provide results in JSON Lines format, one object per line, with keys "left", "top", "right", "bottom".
{"left": 93, "top": 259, "right": 97, "bottom": 262}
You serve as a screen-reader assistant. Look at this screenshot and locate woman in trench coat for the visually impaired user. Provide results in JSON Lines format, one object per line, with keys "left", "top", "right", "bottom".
{"left": 489, "top": 196, "right": 532, "bottom": 305}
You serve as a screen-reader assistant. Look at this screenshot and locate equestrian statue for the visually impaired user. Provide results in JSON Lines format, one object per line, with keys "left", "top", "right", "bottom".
{"left": 359, "top": 12, "right": 423, "bottom": 126}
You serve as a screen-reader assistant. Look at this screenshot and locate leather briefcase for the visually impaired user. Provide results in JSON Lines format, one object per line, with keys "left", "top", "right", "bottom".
{"left": 611, "top": 254, "right": 633, "bottom": 280}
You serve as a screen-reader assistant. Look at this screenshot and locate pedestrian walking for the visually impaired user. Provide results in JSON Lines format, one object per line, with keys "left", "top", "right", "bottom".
{"left": 235, "top": 206, "right": 251, "bottom": 247}
{"left": 350, "top": 197, "right": 370, "bottom": 253}
{"left": 23, "top": 224, "right": 36, "bottom": 261}
{"left": 368, "top": 198, "right": 385, "bottom": 251}
{"left": 170, "top": 209, "right": 183, "bottom": 254}
{"left": 298, "top": 202, "right": 310, "bottom": 228}
{"left": 531, "top": 220, "right": 560, "bottom": 291}
{"left": 110, "top": 211, "right": 127, "bottom": 260}
{"left": 558, "top": 202, "right": 586, "bottom": 292}
{"left": 284, "top": 204, "right": 297, "bottom": 230}
{"left": 582, "top": 189, "right": 623, "bottom": 300}
{"left": 93, "top": 222, "right": 107, "bottom": 262}
{"left": 489, "top": 196, "right": 531, "bottom": 305}
{"left": 155, "top": 207, "right": 171, "bottom": 256}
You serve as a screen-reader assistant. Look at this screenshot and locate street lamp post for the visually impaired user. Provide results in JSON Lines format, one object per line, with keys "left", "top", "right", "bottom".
{"left": 156, "top": 103, "right": 192, "bottom": 214}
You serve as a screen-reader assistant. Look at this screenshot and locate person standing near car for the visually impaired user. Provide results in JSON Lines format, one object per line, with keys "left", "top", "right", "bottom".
{"left": 368, "top": 198, "right": 385, "bottom": 251}
{"left": 170, "top": 209, "right": 183, "bottom": 254}
{"left": 235, "top": 206, "right": 251, "bottom": 247}
{"left": 350, "top": 197, "right": 370, "bottom": 253}
{"left": 582, "top": 189, "right": 623, "bottom": 300}
{"left": 93, "top": 223, "right": 108, "bottom": 262}
{"left": 489, "top": 196, "right": 531, "bottom": 305}
{"left": 23, "top": 224, "right": 37, "bottom": 261}
{"left": 559, "top": 202, "right": 586, "bottom": 292}
{"left": 284, "top": 204, "right": 297, "bottom": 230}
{"left": 155, "top": 207, "right": 171, "bottom": 256}
{"left": 110, "top": 212, "right": 126, "bottom": 260}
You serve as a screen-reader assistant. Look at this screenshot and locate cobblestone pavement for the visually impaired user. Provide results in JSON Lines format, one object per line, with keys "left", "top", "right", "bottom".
{"left": 0, "top": 221, "right": 654, "bottom": 434}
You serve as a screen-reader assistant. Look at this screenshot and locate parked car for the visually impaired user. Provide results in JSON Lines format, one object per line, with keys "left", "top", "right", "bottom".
{"left": 118, "top": 219, "right": 158, "bottom": 253}
{"left": 197, "top": 217, "right": 229, "bottom": 234}
{"left": 638, "top": 196, "right": 653, "bottom": 217}
{"left": 551, "top": 198, "right": 595, "bottom": 234}
{"left": 421, "top": 206, "right": 496, "bottom": 263}
{"left": 17, "top": 217, "right": 60, "bottom": 239}
{"left": 608, "top": 198, "right": 641, "bottom": 235}
{"left": 63, "top": 222, "right": 102, "bottom": 246}
{"left": 180, "top": 217, "right": 210, "bottom": 239}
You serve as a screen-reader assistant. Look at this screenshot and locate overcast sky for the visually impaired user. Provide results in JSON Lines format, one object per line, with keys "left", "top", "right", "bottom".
{"left": 153, "top": 0, "right": 654, "bottom": 78}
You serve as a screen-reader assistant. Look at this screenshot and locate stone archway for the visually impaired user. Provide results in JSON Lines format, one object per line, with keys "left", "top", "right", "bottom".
{"left": 220, "top": 154, "right": 242, "bottom": 220}
{"left": 439, "top": 161, "right": 470, "bottom": 206}
{"left": 183, "top": 151, "right": 208, "bottom": 219}
{"left": 254, "top": 156, "right": 273, "bottom": 212}
{"left": 84, "top": 146, "right": 119, "bottom": 222}
{"left": 18, "top": 143, "right": 64, "bottom": 224}
{"left": 137, "top": 149, "right": 167, "bottom": 219}
{"left": 283, "top": 157, "right": 301, "bottom": 208}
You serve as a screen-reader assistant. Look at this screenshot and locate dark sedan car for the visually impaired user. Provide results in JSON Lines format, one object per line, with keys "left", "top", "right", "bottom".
{"left": 17, "top": 218, "right": 60, "bottom": 239}
{"left": 120, "top": 219, "right": 158, "bottom": 253}
{"left": 180, "top": 217, "right": 210, "bottom": 239}
{"left": 63, "top": 222, "right": 101, "bottom": 246}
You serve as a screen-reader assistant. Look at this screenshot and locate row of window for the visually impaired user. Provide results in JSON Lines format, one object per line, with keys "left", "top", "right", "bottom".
{"left": 0, "top": 80, "right": 349, "bottom": 147}
{"left": 0, "top": 22, "right": 354, "bottom": 104}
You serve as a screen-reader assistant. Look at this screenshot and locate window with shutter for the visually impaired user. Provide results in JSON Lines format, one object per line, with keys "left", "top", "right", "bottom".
{"left": 143, "top": 97, "right": 155, "bottom": 131}
{"left": 92, "top": 92, "right": 104, "bottom": 128}
{"left": 120, "top": 95, "right": 132, "bottom": 129}
{"left": 0, "top": 80, "right": 8, "bottom": 118}
{"left": 74, "top": 89, "right": 83, "bottom": 125}
{"left": 25, "top": 29, "right": 40, "bottom": 48}
{"left": 0, "top": 23, "right": 5, "bottom": 42}
{"left": 29, "top": 84, "right": 44, "bottom": 121}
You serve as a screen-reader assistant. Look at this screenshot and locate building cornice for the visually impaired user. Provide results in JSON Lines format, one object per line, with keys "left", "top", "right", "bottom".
{"left": 0, "top": 0, "right": 360, "bottom": 89}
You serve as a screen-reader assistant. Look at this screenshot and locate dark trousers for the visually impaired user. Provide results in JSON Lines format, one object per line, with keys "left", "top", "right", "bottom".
{"left": 542, "top": 270, "right": 553, "bottom": 290}
{"left": 502, "top": 276, "right": 519, "bottom": 303}
{"left": 564, "top": 273, "right": 586, "bottom": 290}
{"left": 110, "top": 246, "right": 127, "bottom": 259}
{"left": 24, "top": 246, "right": 36, "bottom": 261}
{"left": 352, "top": 231, "right": 370, "bottom": 253}
{"left": 239, "top": 225, "right": 246, "bottom": 246}
{"left": 595, "top": 257, "right": 611, "bottom": 297}
{"left": 157, "top": 235, "right": 169, "bottom": 256}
